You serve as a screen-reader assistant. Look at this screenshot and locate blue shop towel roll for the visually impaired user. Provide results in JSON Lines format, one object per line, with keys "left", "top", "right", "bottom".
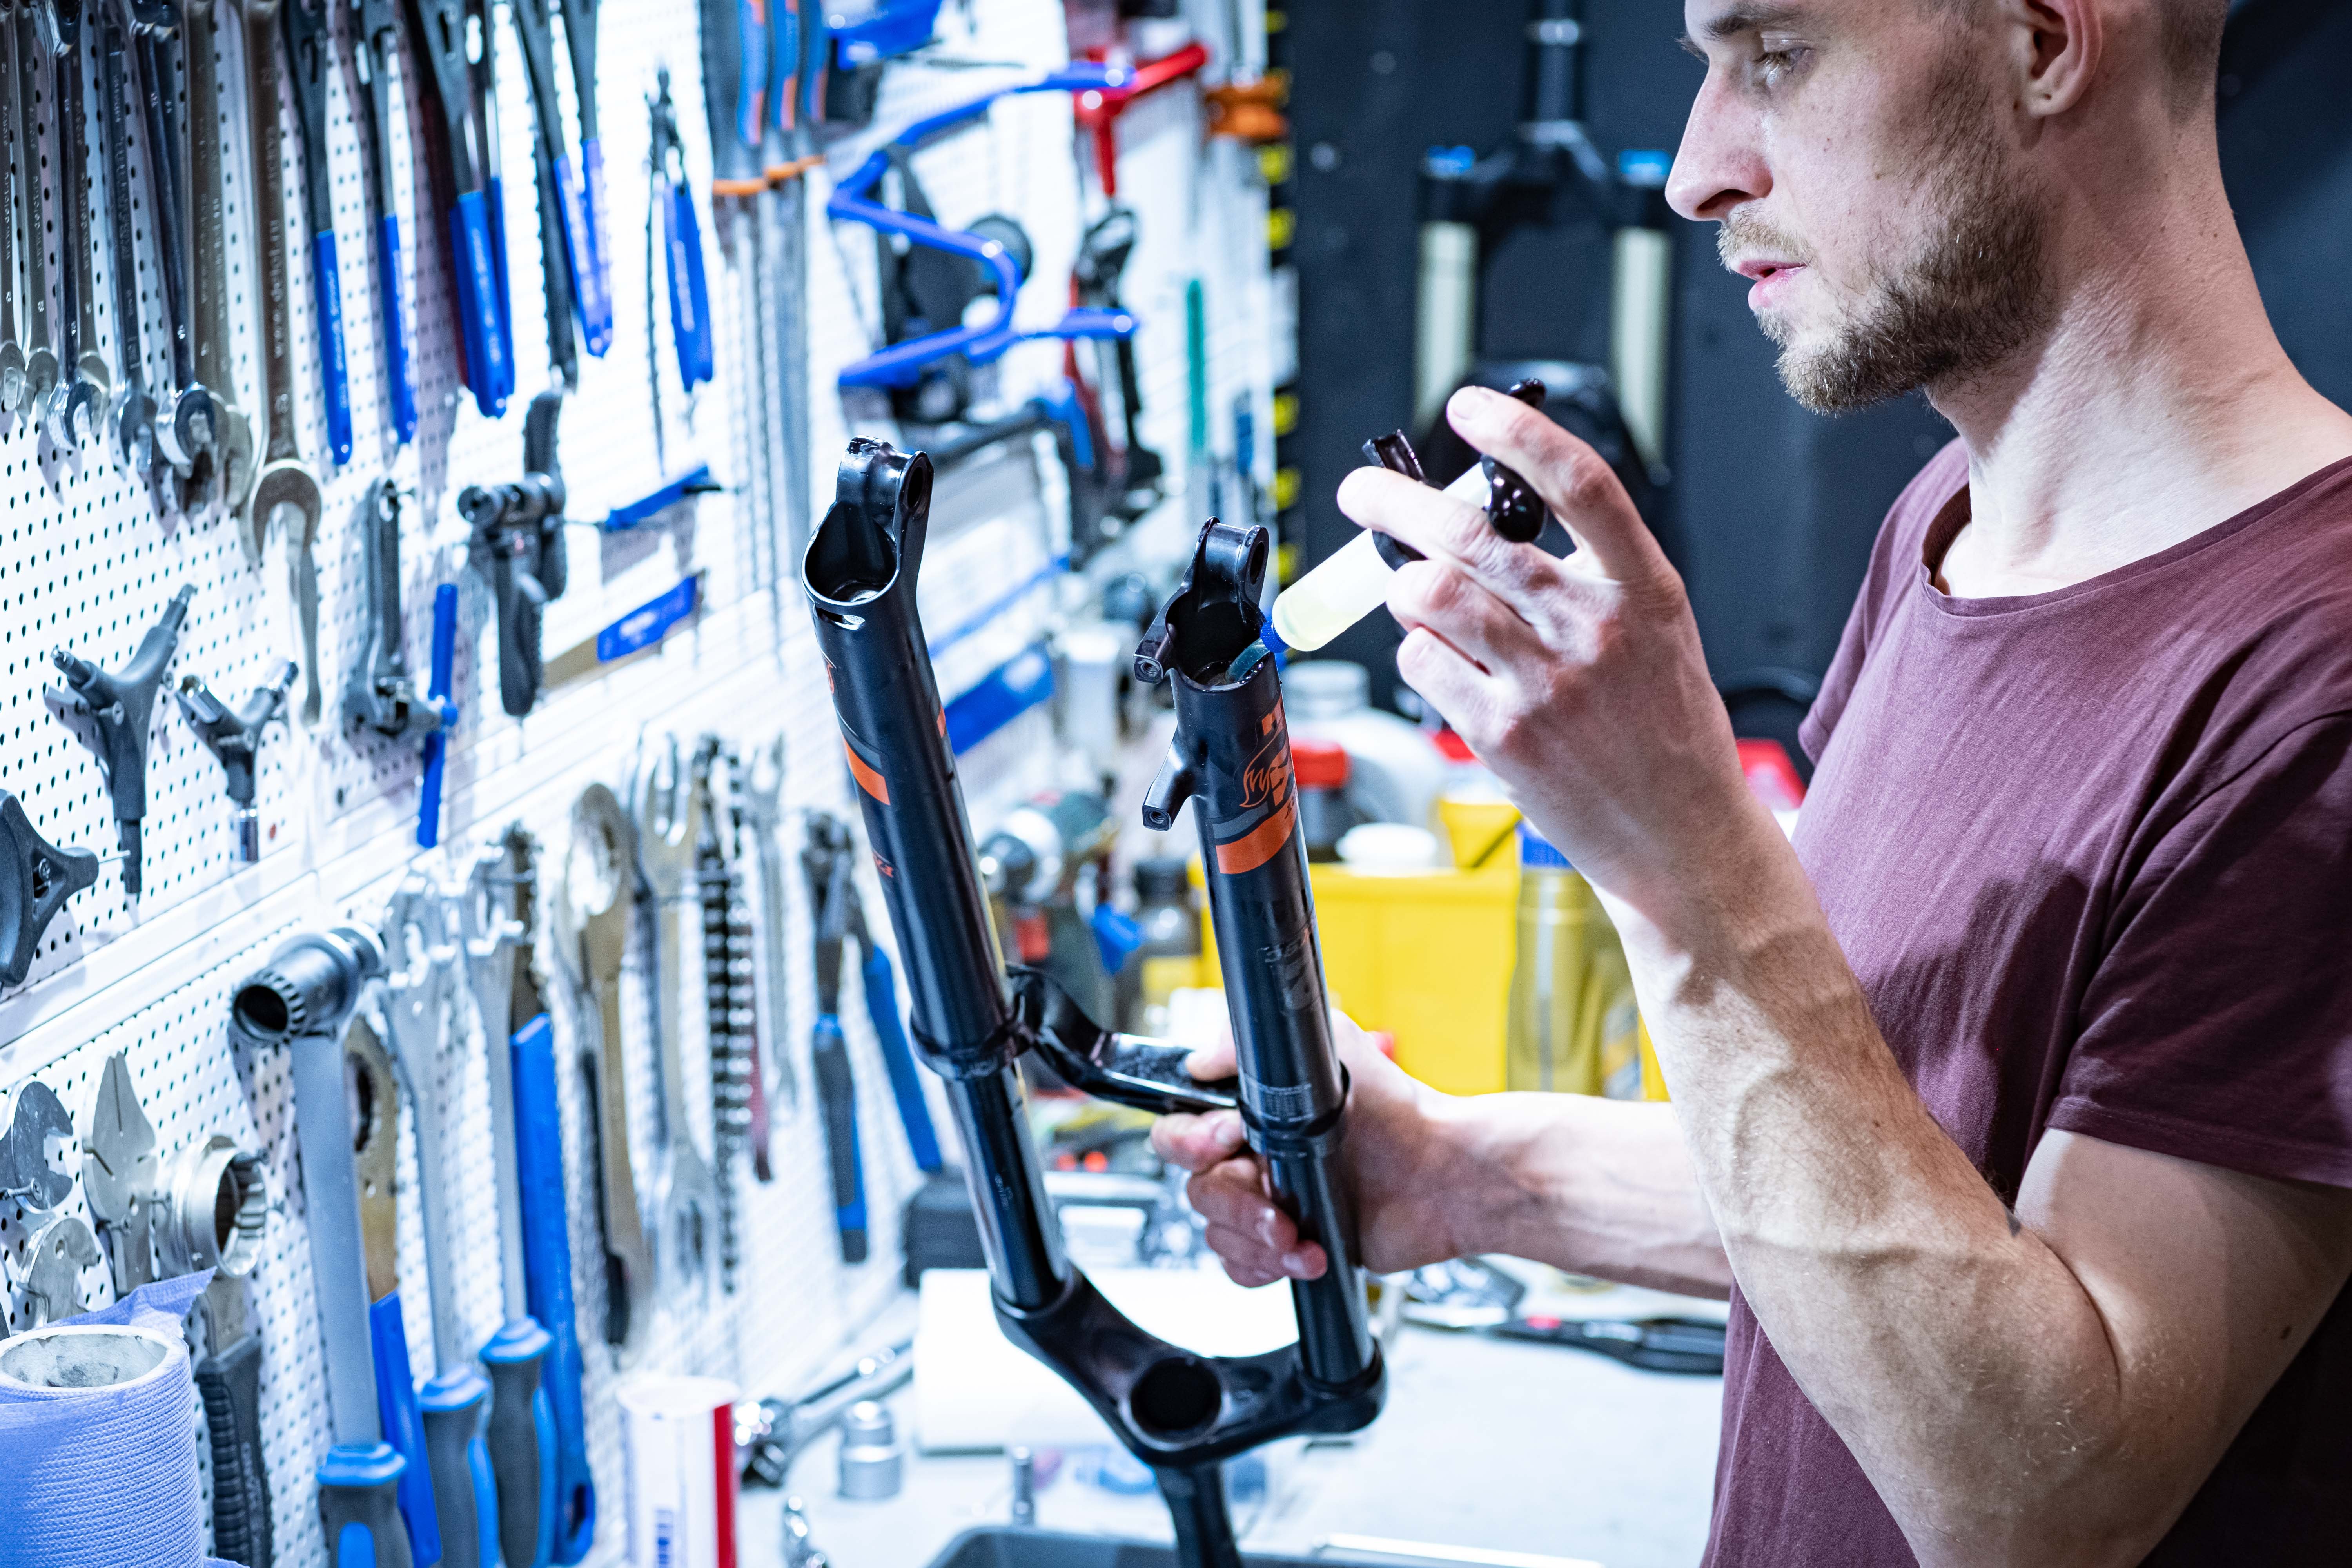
{"left": 0, "top": 1274, "right": 219, "bottom": 1568}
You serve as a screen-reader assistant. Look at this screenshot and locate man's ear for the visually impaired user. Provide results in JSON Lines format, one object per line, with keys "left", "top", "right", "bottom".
{"left": 1998, "top": 0, "right": 2103, "bottom": 119}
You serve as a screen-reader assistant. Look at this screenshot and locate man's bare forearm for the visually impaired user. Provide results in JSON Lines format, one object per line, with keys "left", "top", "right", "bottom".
{"left": 1612, "top": 823, "right": 2139, "bottom": 1562}
{"left": 1433, "top": 1091, "right": 1733, "bottom": 1299}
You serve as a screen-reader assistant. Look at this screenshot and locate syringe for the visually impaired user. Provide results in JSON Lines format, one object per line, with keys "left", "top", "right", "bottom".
{"left": 1265, "top": 381, "right": 1550, "bottom": 655}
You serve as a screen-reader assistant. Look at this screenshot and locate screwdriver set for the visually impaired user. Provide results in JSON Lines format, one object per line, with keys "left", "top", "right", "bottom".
{"left": 0, "top": 0, "right": 1290, "bottom": 1560}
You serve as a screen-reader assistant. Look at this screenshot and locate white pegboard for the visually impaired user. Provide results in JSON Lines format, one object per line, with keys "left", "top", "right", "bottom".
{"left": 0, "top": 0, "right": 1281, "bottom": 1562}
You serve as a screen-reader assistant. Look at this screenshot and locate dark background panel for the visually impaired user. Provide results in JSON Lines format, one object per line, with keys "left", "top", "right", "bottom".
{"left": 1288, "top": 0, "right": 2349, "bottom": 711}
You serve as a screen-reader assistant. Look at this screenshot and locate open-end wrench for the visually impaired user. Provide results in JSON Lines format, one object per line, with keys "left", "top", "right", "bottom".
{"left": 99, "top": 5, "right": 156, "bottom": 472}
{"left": 628, "top": 733, "right": 719, "bottom": 1316}
{"left": 241, "top": 0, "right": 325, "bottom": 717}
{"left": 556, "top": 783, "right": 652, "bottom": 1357}
{"left": 0, "top": 1, "right": 23, "bottom": 413}
{"left": 737, "top": 735, "right": 800, "bottom": 1116}
{"left": 350, "top": 0, "right": 413, "bottom": 443}
{"left": 133, "top": 15, "right": 218, "bottom": 485}
{"left": 38, "top": 0, "right": 100, "bottom": 450}
{"left": 279, "top": 0, "right": 349, "bottom": 465}
{"left": 14, "top": 0, "right": 57, "bottom": 422}
{"left": 186, "top": 0, "right": 254, "bottom": 527}
{"left": 384, "top": 875, "right": 499, "bottom": 1568}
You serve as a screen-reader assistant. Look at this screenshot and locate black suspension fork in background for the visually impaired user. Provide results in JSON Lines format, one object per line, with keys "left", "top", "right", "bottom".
{"left": 804, "top": 442, "right": 1383, "bottom": 1568}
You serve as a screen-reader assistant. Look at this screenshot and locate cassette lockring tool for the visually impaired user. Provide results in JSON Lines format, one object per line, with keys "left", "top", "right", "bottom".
{"left": 805, "top": 439, "right": 1384, "bottom": 1567}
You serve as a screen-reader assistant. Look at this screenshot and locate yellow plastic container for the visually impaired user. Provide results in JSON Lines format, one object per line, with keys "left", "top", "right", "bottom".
{"left": 1194, "top": 857, "right": 1520, "bottom": 1096}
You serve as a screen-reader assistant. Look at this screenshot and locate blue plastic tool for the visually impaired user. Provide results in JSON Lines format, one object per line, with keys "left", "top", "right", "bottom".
{"left": 599, "top": 465, "right": 719, "bottom": 531}
{"left": 944, "top": 644, "right": 1055, "bottom": 755}
{"left": 594, "top": 576, "right": 703, "bottom": 664}
{"left": 828, "top": 65, "right": 1142, "bottom": 389}
{"left": 370, "top": 1293, "right": 445, "bottom": 1566}
{"left": 416, "top": 586, "right": 460, "bottom": 850}
{"left": 858, "top": 943, "right": 942, "bottom": 1172}
{"left": 283, "top": 0, "right": 354, "bottom": 463}
{"left": 409, "top": 0, "right": 510, "bottom": 417}
{"left": 512, "top": 1013, "right": 596, "bottom": 1562}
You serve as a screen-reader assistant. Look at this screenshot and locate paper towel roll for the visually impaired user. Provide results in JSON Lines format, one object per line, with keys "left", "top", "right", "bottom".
{"left": 0, "top": 1321, "right": 206, "bottom": 1567}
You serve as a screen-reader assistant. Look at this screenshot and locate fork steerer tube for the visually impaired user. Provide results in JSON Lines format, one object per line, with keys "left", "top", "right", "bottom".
{"left": 804, "top": 441, "right": 1383, "bottom": 1568}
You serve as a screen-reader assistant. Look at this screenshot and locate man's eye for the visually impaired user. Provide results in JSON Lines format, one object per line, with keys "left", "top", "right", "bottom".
{"left": 1754, "top": 47, "right": 1805, "bottom": 87}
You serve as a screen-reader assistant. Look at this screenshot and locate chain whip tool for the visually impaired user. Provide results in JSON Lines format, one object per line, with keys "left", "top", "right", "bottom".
{"left": 693, "top": 739, "right": 751, "bottom": 1289}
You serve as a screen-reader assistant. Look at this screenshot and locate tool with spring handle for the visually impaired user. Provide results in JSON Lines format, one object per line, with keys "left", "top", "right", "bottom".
{"left": 279, "top": 0, "right": 351, "bottom": 463}
{"left": 405, "top": 0, "right": 506, "bottom": 416}
{"left": 647, "top": 67, "right": 711, "bottom": 394}
{"left": 352, "top": 0, "right": 416, "bottom": 442}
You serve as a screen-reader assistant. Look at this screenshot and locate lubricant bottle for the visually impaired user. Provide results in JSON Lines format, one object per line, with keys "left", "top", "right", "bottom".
{"left": 1505, "top": 824, "right": 1643, "bottom": 1097}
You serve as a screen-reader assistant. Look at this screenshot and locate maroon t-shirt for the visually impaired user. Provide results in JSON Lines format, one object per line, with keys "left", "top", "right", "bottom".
{"left": 1704, "top": 443, "right": 2352, "bottom": 1565}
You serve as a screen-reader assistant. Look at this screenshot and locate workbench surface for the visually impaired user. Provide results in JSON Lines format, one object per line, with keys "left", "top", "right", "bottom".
{"left": 739, "top": 1303, "right": 1724, "bottom": 1568}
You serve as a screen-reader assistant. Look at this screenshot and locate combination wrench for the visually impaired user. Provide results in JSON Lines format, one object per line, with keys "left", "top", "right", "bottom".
{"left": 14, "top": 0, "right": 56, "bottom": 423}
{"left": 629, "top": 733, "right": 719, "bottom": 1316}
{"left": 556, "top": 783, "right": 653, "bottom": 1356}
{"left": 349, "top": 0, "right": 413, "bottom": 443}
{"left": 240, "top": 0, "right": 325, "bottom": 718}
{"left": 98, "top": 3, "right": 155, "bottom": 471}
{"left": 187, "top": 0, "right": 254, "bottom": 527}
{"left": 47, "top": 0, "right": 102, "bottom": 451}
{"left": 0, "top": 1, "right": 22, "bottom": 412}
{"left": 134, "top": 11, "right": 218, "bottom": 486}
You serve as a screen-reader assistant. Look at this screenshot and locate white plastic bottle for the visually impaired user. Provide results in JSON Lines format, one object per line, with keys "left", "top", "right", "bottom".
{"left": 1267, "top": 466, "right": 1492, "bottom": 653}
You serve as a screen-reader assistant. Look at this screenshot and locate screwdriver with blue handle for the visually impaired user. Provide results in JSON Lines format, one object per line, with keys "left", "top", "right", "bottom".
{"left": 233, "top": 931, "right": 417, "bottom": 1568}
{"left": 480, "top": 828, "right": 597, "bottom": 1564}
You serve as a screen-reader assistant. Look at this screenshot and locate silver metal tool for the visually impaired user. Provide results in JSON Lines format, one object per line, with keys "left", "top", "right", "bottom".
{"left": 556, "top": 782, "right": 653, "bottom": 1355}
{"left": 383, "top": 873, "right": 496, "bottom": 1568}
{"left": 19, "top": 1212, "right": 100, "bottom": 1326}
{"left": 156, "top": 1131, "right": 275, "bottom": 1568}
{"left": 45, "top": 0, "right": 102, "bottom": 450}
{"left": 628, "top": 733, "right": 719, "bottom": 1318}
{"left": 98, "top": 0, "right": 154, "bottom": 472}
{"left": 0, "top": 1078, "right": 74, "bottom": 1211}
{"left": 131, "top": 2, "right": 216, "bottom": 487}
{"left": 238, "top": 0, "right": 323, "bottom": 715}
{"left": 13, "top": 0, "right": 56, "bottom": 423}
{"left": 186, "top": 0, "right": 254, "bottom": 527}
{"left": 81, "top": 1052, "right": 158, "bottom": 1297}
{"left": 738, "top": 734, "right": 800, "bottom": 1112}
{"left": 0, "top": 0, "right": 24, "bottom": 414}
{"left": 456, "top": 841, "right": 530, "bottom": 1324}
{"left": 693, "top": 739, "right": 748, "bottom": 1287}
{"left": 344, "top": 480, "right": 446, "bottom": 742}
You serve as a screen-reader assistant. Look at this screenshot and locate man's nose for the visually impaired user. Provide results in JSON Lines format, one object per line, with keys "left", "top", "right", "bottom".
{"left": 1667, "top": 72, "right": 1770, "bottom": 222}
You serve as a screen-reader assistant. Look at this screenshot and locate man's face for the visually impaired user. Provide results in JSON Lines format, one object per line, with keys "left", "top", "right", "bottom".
{"left": 1668, "top": 1, "right": 2057, "bottom": 414}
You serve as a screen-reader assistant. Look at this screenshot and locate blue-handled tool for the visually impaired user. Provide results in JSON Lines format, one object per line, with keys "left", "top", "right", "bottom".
{"left": 408, "top": 0, "right": 510, "bottom": 417}
{"left": 456, "top": 832, "right": 578, "bottom": 1568}
{"left": 511, "top": 0, "right": 607, "bottom": 359}
{"left": 283, "top": 0, "right": 354, "bottom": 464}
{"left": 803, "top": 812, "right": 871, "bottom": 1261}
{"left": 648, "top": 71, "right": 714, "bottom": 393}
{"left": 384, "top": 875, "right": 503, "bottom": 1568}
{"left": 857, "top": 939, "right": 944, "bottom": 1173}
{"left": 601, "top": 465, "right": 719, "bottom": 531}
{"left": 233, "top": 929, "right": 417, "bottom": 1568}
{"left": 516, "top": 1016, "right": 595, "bottom": 1560}
{"left": 466, "top": 0, "right": 517, "bottom": 401}
{"left": 417, "top": 585, "right": 461, "bottom": 850}
{"left": 350, "top": 1021, "right": 446, "bottom": 1566}
{"left": 354, "top": 0, "right": 418, "bottom": 444}
{"left": 557, "top": 0, "right": 613, "bottom": 354}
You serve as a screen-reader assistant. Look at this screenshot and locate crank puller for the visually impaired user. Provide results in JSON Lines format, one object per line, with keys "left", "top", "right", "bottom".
{"left": 176, "top": 657, "right": 300, "bottom": 862}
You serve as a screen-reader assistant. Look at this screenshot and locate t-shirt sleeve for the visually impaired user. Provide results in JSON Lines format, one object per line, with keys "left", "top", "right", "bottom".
{"left": 2050, "top": 714, "right": 2352, "bottom": 1188}
{"left": 1800, "top": 442, "right": 1969, "bottom": 763}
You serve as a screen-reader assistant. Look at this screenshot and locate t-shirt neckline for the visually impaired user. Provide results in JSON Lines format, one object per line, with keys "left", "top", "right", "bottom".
{"left": 1915, "top": 454, "right": 2352, "bottom": 619}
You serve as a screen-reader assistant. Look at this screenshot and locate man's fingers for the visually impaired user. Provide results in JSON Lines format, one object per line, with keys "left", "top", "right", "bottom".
{"left": 1151, "top": 1110, "right": 1247, "bottom": 1173}
{"left": 1445, "top": 385, "right": 1671, "bottom": 589}
{"left": 1187, "top": 1034, "right": 1239, "bottom": 1082}
{"left": 1388, "top": 560, "right": 1541, "bottom": 675}
{"left": 1185, "top": 1158, "right": 1292, "bottom": 1241}
{"left": 1337, "top": 468, "right": 1558, "bottom": 605}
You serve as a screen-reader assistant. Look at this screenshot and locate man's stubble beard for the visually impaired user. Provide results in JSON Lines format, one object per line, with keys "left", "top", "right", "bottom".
{"left": 1729, "top": 65, "right": 2058, "bottom": 416}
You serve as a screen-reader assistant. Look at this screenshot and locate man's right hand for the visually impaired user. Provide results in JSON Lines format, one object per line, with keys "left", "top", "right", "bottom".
{"left": 1149, "top": 1011, "right": 1472, "bottom": 1286}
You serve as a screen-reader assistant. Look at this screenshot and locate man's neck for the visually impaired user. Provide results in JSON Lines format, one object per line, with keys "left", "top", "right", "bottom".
{"left": 1929, "top": 138, "right": 2352, "bottom": 600}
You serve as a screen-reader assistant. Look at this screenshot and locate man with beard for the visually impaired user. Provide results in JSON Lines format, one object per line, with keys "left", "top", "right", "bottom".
{"left": 1154, "top": 1, "right": 2352, "bottom": 1563}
